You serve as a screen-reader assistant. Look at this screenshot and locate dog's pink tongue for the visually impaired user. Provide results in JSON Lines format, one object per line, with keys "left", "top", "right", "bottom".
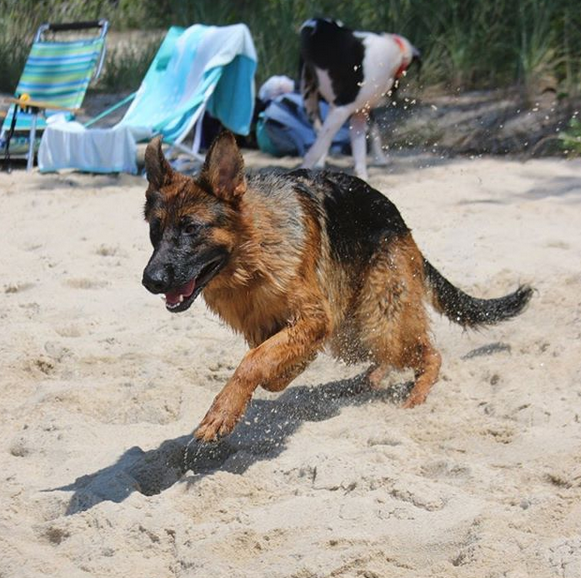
{"left": 165, "top": 279, "right": 196, "bottom": 305}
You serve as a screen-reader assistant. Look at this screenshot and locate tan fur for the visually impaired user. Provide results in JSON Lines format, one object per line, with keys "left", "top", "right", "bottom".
{"left": 142, "top": 133, "right": 507, "bottom": 442}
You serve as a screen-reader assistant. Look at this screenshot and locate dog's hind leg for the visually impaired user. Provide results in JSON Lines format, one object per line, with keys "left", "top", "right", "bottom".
{"left": 364, "top": 363, "right": 389, "bottom": 389}
{"left": 369, "top": 120, "right": 388, "bottom": 166}
{"left": 365, "top": 312, "right": 442, "bottom": 408}
{"left": 302, "top": 105, "right": 353, "bottom": 170}
{"left": 364, "top": 339, "right": 441, "bottom": 407}
{"left": 301, "top": 62, "right": 325, "bottom": 168}
{"left": 357, "top": 235, "right": 442, "bottom": 406}
{"left": 350, "top": 111, "right": 369, "bottom": 179}
{"left": 402, "top": 343, "right": 442, "bottom": 408}
{"left": 301, "top": 63, "right": 323, "bottom": 134}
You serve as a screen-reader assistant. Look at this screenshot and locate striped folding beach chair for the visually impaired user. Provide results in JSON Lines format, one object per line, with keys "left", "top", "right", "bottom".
{"left": 1, "top": 20, "right": 108, "bottom": 171}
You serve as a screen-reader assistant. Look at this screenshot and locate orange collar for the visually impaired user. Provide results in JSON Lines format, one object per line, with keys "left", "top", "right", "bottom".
{"left": 393, "top": 35, "right": 408, "bottom": 79}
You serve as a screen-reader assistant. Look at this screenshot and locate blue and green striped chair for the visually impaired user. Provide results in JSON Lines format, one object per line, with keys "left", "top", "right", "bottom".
{"left": 1, "top": 20, "right": 108, "bottom": 170}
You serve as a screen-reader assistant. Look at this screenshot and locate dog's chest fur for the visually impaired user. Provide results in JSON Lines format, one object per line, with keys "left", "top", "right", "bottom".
{"left": 204, "top": 279, "right": 294, "bottom": 347}
{"left": 203, "top": 172, "right": 309, "bottom": 346}
{"left": 203, "top": 170, "right": 410, "bottom": 347}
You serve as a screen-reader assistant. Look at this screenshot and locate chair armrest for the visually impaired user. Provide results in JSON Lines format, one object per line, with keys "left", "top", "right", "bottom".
{"left": 3, "top": 97, "right": 82, "bottom": 114}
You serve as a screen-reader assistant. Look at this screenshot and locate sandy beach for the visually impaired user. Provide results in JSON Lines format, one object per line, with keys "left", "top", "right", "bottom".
{"left": 1, "top": 150, "right": 580, "bottom": 577}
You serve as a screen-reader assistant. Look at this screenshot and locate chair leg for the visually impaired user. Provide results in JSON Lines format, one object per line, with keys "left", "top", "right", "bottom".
{"left": 26, "top": 112, "right": 38, "bottom": 172}
{"left": 1, "top": 136, "right": 10, "bottom": 173}
{"left": 2, "top": 107, "right": 19, "bottom": 173}
{"left": 192, "top": 111, "right": 204, "bottom": 160}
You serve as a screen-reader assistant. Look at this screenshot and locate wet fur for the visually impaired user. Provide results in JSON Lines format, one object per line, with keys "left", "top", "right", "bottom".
{"left": 142, "top": 132, "right": 533, "bottom": 441}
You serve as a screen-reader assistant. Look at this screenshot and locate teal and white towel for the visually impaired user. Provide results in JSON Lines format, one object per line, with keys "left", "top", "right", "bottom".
{"left": 122, "top": 23, "right": 257, "bottom": 141}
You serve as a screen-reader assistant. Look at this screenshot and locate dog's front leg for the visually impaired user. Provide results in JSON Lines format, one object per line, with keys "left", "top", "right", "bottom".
{"left": 195, "top": 311, "right": 329, "bottom": 441}
{"left": 302, "top": 105, "right": 353, "bottom": 170}
{"left": 369, "top": 121, "right": 388, "bottom": 166}
{"left": 350, "top": 111, "right": 369, "bottom": 180}
{"left": 260, "top": 352, "right": 318, "bottom": 392}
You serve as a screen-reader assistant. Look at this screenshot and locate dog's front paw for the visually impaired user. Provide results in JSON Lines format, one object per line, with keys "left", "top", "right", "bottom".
{"left": 402, "top": 390, "right": 428, "bottom": 409}
{"left": 194, "top": 390, "right": 249, "bottom": 442}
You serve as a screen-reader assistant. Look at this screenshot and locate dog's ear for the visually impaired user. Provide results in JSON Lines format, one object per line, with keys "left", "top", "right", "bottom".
{"left": 145, "top": 136, "right": 173, "bottom": 190}
{"left": 200, "top": 131, "right": 246, "bottom": 201}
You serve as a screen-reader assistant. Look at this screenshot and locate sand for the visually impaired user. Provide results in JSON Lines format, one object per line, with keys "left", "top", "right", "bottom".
{"left": 1, "top": 151, "right": 580, "bottom": 578}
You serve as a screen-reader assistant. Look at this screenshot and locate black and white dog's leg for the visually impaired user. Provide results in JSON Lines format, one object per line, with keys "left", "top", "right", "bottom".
{"left": 302, "top": 105, "right": 353, "bottom": 170}
{"left": 349, "top": 111, "right": 369, "bottom": 180}
{"left": 369, "top": 119, "right": 388, "bottom": 166}
{"left": 301, "top": 62, "right": 322, "bottom": 131}
{"left": 303, "top": 88, "right": 326, "bottom": 167}
{"left": 300, "top": 62, "right": 325, "bottom": 166}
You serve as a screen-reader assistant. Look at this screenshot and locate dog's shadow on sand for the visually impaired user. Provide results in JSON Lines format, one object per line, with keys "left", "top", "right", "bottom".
{"left": 52, "top": 375, "right": 413, "bottom": 515}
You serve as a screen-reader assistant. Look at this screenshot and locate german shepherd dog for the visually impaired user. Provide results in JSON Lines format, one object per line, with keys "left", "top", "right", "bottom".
{"left": 142, "top": 132, "right": 532, "bottom": 442}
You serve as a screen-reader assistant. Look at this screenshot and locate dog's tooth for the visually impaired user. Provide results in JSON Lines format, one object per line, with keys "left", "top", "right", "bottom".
{"left": 178, "top": 295, "right": 184, "bottom": 303}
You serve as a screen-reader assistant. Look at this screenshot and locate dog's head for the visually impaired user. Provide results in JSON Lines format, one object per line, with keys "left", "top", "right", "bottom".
{"left": 393, "top": 35, "right": 422, "bottom": 81}
{"left": 142, "top": 131, "right": 246, "bottom": 313}
{"left": 410, "top": 44, "right": 422, "bottom": 76}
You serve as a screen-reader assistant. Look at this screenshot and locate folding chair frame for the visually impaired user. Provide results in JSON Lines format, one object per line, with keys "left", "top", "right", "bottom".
{"left": 1, "top": 19, "right": 108, "bottom": 172}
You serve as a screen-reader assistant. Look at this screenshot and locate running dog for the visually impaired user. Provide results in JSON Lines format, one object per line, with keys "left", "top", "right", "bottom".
{"left": 300, "top": 18, "right": 421, "bottom": 179}
{"left": 142, "top": 132, "right": 532, "bottom": 442}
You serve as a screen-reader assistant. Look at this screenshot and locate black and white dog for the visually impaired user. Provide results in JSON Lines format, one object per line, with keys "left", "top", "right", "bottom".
{"left": 299, "top": 18, "right": 420, "bottom": 179}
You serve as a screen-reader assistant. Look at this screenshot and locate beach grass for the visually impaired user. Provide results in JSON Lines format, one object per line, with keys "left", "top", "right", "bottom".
{"left": 0, "top": 0, "right": 579, "bottom": 96}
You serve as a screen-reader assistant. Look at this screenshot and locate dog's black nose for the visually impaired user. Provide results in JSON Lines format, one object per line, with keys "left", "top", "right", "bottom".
{"left": 142, "top": 266, "right": 171, "bottom": 294}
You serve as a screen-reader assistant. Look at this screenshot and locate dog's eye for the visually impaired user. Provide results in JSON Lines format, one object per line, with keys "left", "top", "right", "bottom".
{"left": 183, "top": 222, "right": 199, "bottom": 235}
{"left": 149, "top": 219, "right": 162, "bottom": 246}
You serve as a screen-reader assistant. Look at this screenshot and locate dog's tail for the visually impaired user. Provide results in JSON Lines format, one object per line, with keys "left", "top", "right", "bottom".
{"left": 423, "top": 259, "right": 533, "bottom": 328}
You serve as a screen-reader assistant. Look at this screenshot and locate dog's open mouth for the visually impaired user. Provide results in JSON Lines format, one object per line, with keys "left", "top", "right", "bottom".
{"left": 165, "top": 279, "right": 196, "bottom": 311}
{"left": 164, "top": 258, "right": 225, "bottom": 313}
